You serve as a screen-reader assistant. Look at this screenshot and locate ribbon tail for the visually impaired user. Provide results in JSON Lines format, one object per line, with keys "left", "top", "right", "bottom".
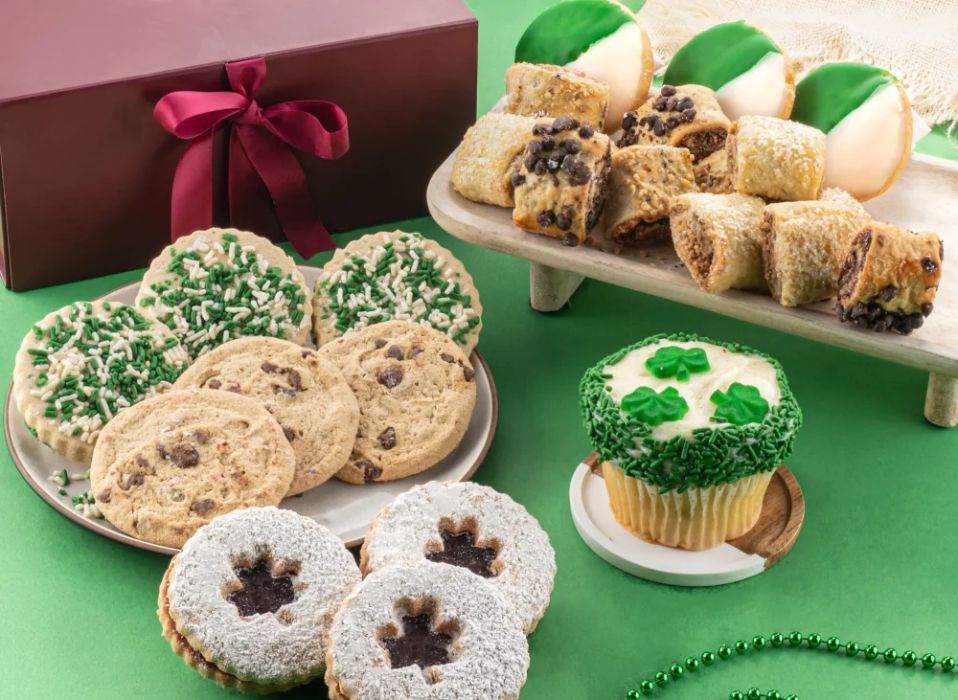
{"left": 170, "top": 133, "right": 215, "bottom": 241}
{"left": 228, "top": 128, "right": 278, "bottom": 241}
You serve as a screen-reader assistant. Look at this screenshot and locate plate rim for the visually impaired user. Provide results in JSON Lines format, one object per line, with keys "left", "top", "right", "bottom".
{"left": 4, "top": 269, "right": 499, "bottom": 555}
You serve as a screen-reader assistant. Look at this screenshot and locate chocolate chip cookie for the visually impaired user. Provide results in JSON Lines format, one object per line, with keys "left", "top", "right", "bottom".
{"left": 318, "top": 320, "right": 477, "bottom": 485}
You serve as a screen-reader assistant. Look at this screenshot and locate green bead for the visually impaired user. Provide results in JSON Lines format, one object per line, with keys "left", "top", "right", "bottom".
{"left": 786, "top": 696, "right": 800, "bottom": 700}
{"left": 735, "top": 640, "right": 749, "bottom": 654}
{"left": 730, "top": 693, "right": 745, "bottom": 700}
{"left": 747, "top": 688, "right": 762, "bottom": 700}
{"left": 883, "top": 648, "right": 898, "bottom": 663}
{"left": 654, "top": 672, "right": 669, "bottom": 686}
{"left": 865, "top": 645, "right": 879, "bottom": 660}
{"left": 845, "top": 642, "right": 860, "bottom": 656}
{"left": 922, "top": 653, "right": 937, "bottom": 668}
{"left": 942, "top": 656, "right": 956, "bottom": 671}
{"left": 627, "top": 691, "right": 641, "bottom": 700}
{"left": 767, "top": 691, "right": 782, "bottom": 700}
{"left": 669, "top": 664, "right": 683, "bottom": 679}
{"left": 903, "top": 651, "right": 918, "bottom": 666}
{"left": 770, "top": 632, "right": 785, "bottom": 647}
{"left": 753, "top": 635, "right": 767, "bottom": 650}
{"left": 719, "top": 645, "right": 733, "bottom": 660}
{"left": 808, "top": 634, "right": 822, "bottom": 648}
{"left": 702, "top": 651, "right": 716, "bottom": 665}
{"left": 788, "top": 632, "right": 803, "bottom": 646}
{"left": 685, "top": 657, "right": 700, "bottom": 672}
{"left": 826, "top": 637, "right": 841, "bottom": 652}
{"left": 640, "top": 680, "right": 655, "bottom": 694}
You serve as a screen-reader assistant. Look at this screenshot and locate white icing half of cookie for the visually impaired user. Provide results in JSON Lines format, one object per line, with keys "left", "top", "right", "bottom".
{"left": 604, "top": 341, "right": 781, "bottom": 440}
{"left": 715, "top": 52, "right": 788, "bottom": 121}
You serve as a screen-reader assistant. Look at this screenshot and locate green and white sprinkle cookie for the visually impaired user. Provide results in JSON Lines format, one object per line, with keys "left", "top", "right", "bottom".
{"left": 135, "top": 228, "right": 312, "bottom": 359}
{"left": 12, "top": 301, "right": 190, "bottom": 464}
{"left": 312, "top": 231, "right": 483, "bottom": 355}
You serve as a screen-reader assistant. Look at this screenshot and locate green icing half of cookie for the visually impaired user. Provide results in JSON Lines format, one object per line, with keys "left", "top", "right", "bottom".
{"left": 515, "top": 0, "right": 635, "bottom": 67}
{"left": 791, "top": 62, "right": 899, "bottom": 135}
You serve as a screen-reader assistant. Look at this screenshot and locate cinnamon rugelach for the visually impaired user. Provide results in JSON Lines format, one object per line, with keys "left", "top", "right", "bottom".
{"left": 504, "top": 62, "right": 611, "bottom": 131}
{"left": 452, "top": 113, "right": 538, "bottom": 207}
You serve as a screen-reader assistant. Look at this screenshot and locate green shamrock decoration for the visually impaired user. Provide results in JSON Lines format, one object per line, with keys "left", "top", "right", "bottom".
{"left": 710, "top": 383, "right": 770, "bottom": 425}
{"left": 645, "top": 346, "right": 711, "bottom": 381}
{"left": 622, "top": 386, "right": 689, "bottom": 426}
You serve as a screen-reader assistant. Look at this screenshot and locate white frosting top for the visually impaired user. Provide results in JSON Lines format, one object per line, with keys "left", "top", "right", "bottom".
{"left": 168, "top": 507, "right": 361, "bottom": 683}
{"left": 715, "top": 52, "right": 788, "bottom": 121}
{"left": 824, "top": 83, "right": 909, "bottom": 199}
{"left": 604, "top": 340, "right": 781, "bottom": 440}
{"left": 328, "top": 561, "right": 529, "bottom": 700}
{"left": 363, "top": 481, "right": 556, "bottom": 634}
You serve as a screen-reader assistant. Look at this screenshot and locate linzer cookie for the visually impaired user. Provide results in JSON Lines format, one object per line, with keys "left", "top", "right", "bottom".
{"left": 313, "top": 231, "right": 483, "bottom": 355}
{"left": 504, "top": 62, "right": 611, "bottom": 131}
{"left": 135, "top": 228, "right": 312, "bottom": 359}
{"left": 325, "top": 561, "right": 529, "bottom": 700}
{"left": 838, "top": 222, "right": 943, "bottom": 334}
{"left": 89, "top": 390, "right": 295, "bottom": 547}
{"left": 12, "top": 301, "right": 190, "bottom": 464}
{"left": 617, "top": 85, "right": 730, "bottom": 162}
{"left": 361, "top": 482, "right": 556, "bottom": 634}
{"left": 727, "top": 116, "right": 826, "bottom": 201}
{"left": 512, "top": 116, "right": 612, "bottom": 245}
{"left": 172, "top": 338, "right": 360, "bottom": 496}
{"left": 318, "top": 321, "right": 477, "bottom": 485}
{"left": 452, "top": 112, "right": 538, "bottom": 207}
{"left": 159, "top": 507, "right": 361, "bottom": 692}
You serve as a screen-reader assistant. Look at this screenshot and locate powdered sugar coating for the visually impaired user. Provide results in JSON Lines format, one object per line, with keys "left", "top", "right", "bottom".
{"left": 362, "top": 482, "right": 556, "bottom": 634}
{"left": 327, "top": 561, "right": 529, "bottom": 700}
{"left": 167, "top": 507, "right": 361, "bottom": 685}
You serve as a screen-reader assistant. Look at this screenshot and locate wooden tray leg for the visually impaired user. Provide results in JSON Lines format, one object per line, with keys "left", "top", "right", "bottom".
{"left": 530, "top": 262, "right": 584, "bottom": 313}
{"left": 924, "top": 373, "right": 958, "bottom": 427}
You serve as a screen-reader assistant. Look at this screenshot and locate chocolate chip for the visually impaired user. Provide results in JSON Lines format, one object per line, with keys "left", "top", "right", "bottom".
{"left": 907, "top": 313, "right": 925, "bottom": 331}
{"left": 552, "top": 116, "right": 580, "bottom": 132}
{"left": 273, "top": 385, "right": 297, "bottom": 397}
{"left": 302, "top": 350, "right": 314, "bottom": 359}
{"left": 261, "top": 361, "right": 278, "bottom": 373}
{"left": 190, "top": 499, "right": 215, "bottom": 516}
{"left": 571, "top": 165, "right": 593, "bottom": 186}
{"left": 653, "top": 119, "right": 666, "bottom": 137}
{"left": 922, "top": 302, "right": 935, "bottom": 317}
{"left": 923, "top": 257, "right": 938, "bottom": 272}
{"left": 156, "top": 444, "right": 168, "bottom": 459}
{"left": 511, "top": 172, "right": 526, "bottom": 187}
{"left": 379, "top": 427, "right": 397, "bottom": 450}
{"left": 653, "top": 96, "right": 669, "bottom": 111}
{"left": 621, "top": 112, "right": 637, "bottom": 131}
{"left": 528, "top": 140, "right": 542, "bottom": 154}
{"left": 283, "top": 426, "right": 297, "bottom": 443}
{"left": 440, "top": 353, "right": 456, "bottom": 363}
{"left": 660, "top": 85, "right": 677, "bottom": 97}
{"left": 546, "top": 148, "right": 568, "bottom": 168}
{"left": 676, "top": 96, "right": 694, "bottom": 111}
{"left": 537, "top": 210, "right": 557, "bottom": 227}
{"left": 639, "top": 115, "right": 654, "bottom": 128}
{"left": 867, "top": 306, "right": 883, "bottom": 322}
{"left": 561, "top": 155, "right": 578, "bottom": 175}
{"left": 881, "top": 284, "right": 899, "bottom": 302}
{"left": 408, "top": 347, "right": 423, "bottom": 359}
{"left": 462, "top": 366, "right": 475, "bottom": 382}
{"left": 523, "top": 153, "right": 539, "bottom": 171}
{"left": 556, "top": 208, "right": 573, "bottom": 231}
{"left": 666, "top": 116, "right": 680, "bottom": 129}
{"left": 532, "top": 123, "right": 554, "bottom": 136}
{"left": 378, "top": 366, "right": 403, "bottom": 389}
{"left": 373, "top": 338, "right": 388, "bottom": 349}
{"left": 540, "top": 134, "right": 556, "bottom": 150}
{"left": 849, "top": 302, "right": 869, "bottom": 319}
{"left": 682, "top": 108, "right": 696, "bottom": 122}
{"left": 534, "top": 159, "right": 548, "bottom": 176}
{"left": 383, "top": 344, "right": 403, "bottom": 361}
{"left": 207, "top": 379, "right": 222, "bottom": 390}
{"left": 562, "top": 233, "right": 579, "bottom": 247}
{"left": 667, "top": 96, "right": 680, "bottom": 111}
{"left": 356, "top": 459, "right": 382, "bottom": 482}
{"left": 126, "top": 471, "right": 146, "bottom": 488}
{"left": 170, "top": 443, "right": 200, "bottom": 468}
{"left": 135, "top": 454, "right": 150, "bottom": 468}
{"left": 578, "top": 125, "right": 594, "bottom": 138}
{"left": 195, "top": 430, "right": 210, "bottom": 445}
{"left": 560, "top": 138, "right": 581, "bottom": 154}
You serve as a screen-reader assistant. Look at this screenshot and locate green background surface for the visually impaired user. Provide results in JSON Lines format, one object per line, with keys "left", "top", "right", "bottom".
{"left": 3, "top": 2, "right": 958, "bottom": 698}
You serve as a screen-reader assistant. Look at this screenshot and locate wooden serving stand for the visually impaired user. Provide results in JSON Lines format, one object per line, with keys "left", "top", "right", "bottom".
{"left": 428, "top": 151, "right": 958, "bottom": 427}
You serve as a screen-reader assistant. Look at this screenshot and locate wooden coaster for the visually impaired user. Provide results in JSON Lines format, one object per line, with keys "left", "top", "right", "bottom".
{"left": 569, "top": 453, "right": 804, "bottom": 587}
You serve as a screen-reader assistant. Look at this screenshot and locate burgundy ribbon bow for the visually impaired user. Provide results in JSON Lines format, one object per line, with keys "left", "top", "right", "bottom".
{"left": 154, "top": 57, "right": 348, "bottom": 259}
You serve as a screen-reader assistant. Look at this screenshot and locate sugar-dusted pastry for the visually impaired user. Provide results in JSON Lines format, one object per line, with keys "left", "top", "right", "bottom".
{"left": 792, "top": 63, "right": 912, "bottom": 201}
{"left": 670, "top": 193, "right": 767, "bottom": 293}
{"left": 604, "top": 145, "right": 697, "bottom": 247}
{"left": 821, "top": 187, "right": 869, "bottom": 215}
{"left": 580, "top": 333, "right": 802, "bottom": 551}
{"left": 514, "top": 0, "right": 654, "bottom": 133}
{"left": 727, "top": 116, "right": 826, "bottom": 201}
{"left": 762, "top": 200, "right": 871, "bottom": 306}
{"left": 452, "top": 113, "right": 538, "bottom": 207}
{"left": 504, "top": 62, "right": 611, "bottom": 131}
{"left": 693, "top": 148, "right": 731, "bottom": 194}
{"left": 663, "top": 21, "right": 795, "bottom": 120}
{"left": 512, "top": 116, "right": 612, "bottom": 246}
{"left": 617, "top": 84, "right": 730, "bottom": 161}
{"left": 838, "top": 222, "right": 943, "bottom": 334}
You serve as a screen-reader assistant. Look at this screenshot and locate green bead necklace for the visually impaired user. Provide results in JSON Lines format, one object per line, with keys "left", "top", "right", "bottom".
{"left": 625, "top": 631, "right": 956, "bottom": 700}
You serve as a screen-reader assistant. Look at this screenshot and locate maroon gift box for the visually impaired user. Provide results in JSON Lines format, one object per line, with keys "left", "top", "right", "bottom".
{"left": 0, "top": 0, "right": 477, "bottom": 290}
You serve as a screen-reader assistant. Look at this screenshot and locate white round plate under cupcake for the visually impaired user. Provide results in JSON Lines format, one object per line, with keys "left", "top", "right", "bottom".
{"left": 570, "top": 453, "right": 804, "bottom": 587}
{"left": 5, "top": 266, "right": 498, "bottom": 555}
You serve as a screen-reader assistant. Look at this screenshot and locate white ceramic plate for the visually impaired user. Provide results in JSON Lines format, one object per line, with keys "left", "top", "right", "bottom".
{"left": 5, "top": 266, "right": 498, "bottom": 554}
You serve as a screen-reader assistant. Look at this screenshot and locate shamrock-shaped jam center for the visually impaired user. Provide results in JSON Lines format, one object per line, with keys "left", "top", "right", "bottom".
{"left": 710, "top": 383, "right": 770, "bottom": 425}
{"left": 622, "top": 386, "right": 689, "bottom": 426}
{"left": 645, "top": 346, "right": 710, "bottom": 381}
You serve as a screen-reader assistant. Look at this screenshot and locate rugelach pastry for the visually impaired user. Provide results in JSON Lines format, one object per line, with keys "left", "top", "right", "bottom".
{"left": 90, "top": 389, "right": 295, "bottom": 547}
{"left": 452, "top": 112, "right": 538, "bottom": 207}
{"left": 319, "top": 321, "right": 477, "bottom": 485}
{"left": 512, "top": 116, "right": 612, "bottom": 246}
{"left": 313, "top": 231, "right": 483, "bottom": 355}
{"left": 13, "top": 301, "right": 189, "bottom": 464}
{"left": 504, "top": 62, "right": 611, "bottom": 131}
{"left": 172, "top": 338, "right": 360, "bottom": 496}
{"left": 762, "top": 200, "right": 871, "bottom": 306}
{"left": 693, "top": 149, "right": 732, "bottom": 194}
{"left": 838, "top": 222, "right": 943, "bottom": 334}
{"left": 820, "top": 187, "right": 870, "bottom": 219}
{"left": 604, "top": 145, "right": 697, "bottom": 247}
{"left": 580, "top": 333, "right": 802, "bottom": 550}
{"left": 361, "top": 481, "right": 556, "bottom": 634}
{"left": 727, "top": 116, "right": 827, "bottom": 201}
{"left": 617, "top": 84, "right": 731, "bottom": 161}
{"left": 159, "top": 507, "right": 361, "bottom": 692}
{"left": 325, "top": 561, "right": 529, "bottom": 700}
{"left": 670, "top": 193, "right": 768, "bottom": 293}
{"left": 135, "top": 228, "right": 312, "bottom": 359}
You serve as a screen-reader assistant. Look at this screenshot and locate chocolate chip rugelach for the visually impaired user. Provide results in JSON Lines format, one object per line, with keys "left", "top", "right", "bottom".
{"left": 670, "top": 193, "right": 768, "bottom": 294}
{"left": 604, "top": 145, "right": 697, "bottom": 247}
{"left": 504, "top": 62, "right": 611, "bottom": 131}
{"left": 617, "top": 85, "right": 730, "bottom": 162}
{"left": 837, "top": 222, "right": 944, "bottom": 334}
{"left": 452, "top": 113, "right": 538, "bottom": 207}
{"left": 762, "top": 200, "right": 871, "bottom": 306}
{"left": 727, "top": 116, "right": 826, "bottom": 201}
{"left": 693, "top": 148, "right": 731, "bottom": 194}
{"left": 512, "top": 116, "right": 612, "bottom": 246}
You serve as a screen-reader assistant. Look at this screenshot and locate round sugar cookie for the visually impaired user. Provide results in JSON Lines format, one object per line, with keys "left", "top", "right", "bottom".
{"left": 172, "top": 338, "right": 360, "bottom": 496}
{"left": 12, "top": 301, "right": 190, "bottom": 464}
{"left": 160, "top": 507, "right": 361, "bottom": 692}
{"left": 136, "top": 228, "right": 312, "bottom": 360}
{"left": 515, "top": 0, "right": 654, "bottom": 133}
{"left": 325, "top": 561, "right": 529, "bottom": 700}
{"left": 318, "top": 321, "right": 477, "bottom": 485}
{"left": 792, "top": 62, "right": 912, "bottom": 201}
{"left": 361, "top": 481, "right": 557, "bottom": 634}
{"left": 663, "top": 20, "right": 795, "bottom": 121}
{"left": 90, "top": 389, "right": 295, "bottom": 547}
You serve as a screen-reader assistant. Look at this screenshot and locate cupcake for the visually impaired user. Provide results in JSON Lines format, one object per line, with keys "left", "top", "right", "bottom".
{"left": 580, "top": 334, "right": 802, "bottom": 551}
